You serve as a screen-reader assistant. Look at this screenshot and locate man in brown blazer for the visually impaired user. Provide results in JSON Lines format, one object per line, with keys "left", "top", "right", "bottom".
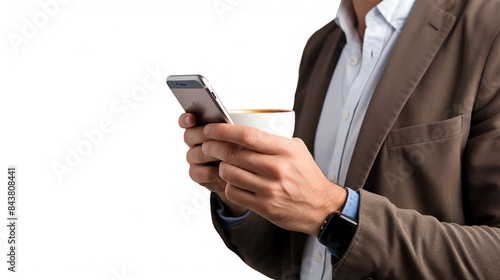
{"left": 179, "top": 0, "right": 500, "bottom": 278}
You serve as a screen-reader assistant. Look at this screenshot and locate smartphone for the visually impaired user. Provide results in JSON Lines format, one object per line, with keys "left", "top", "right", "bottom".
{"left": 167, "top": 74, "right": 233, "bottom": 125}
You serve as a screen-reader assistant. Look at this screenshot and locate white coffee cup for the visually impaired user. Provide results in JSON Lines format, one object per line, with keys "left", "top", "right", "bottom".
{"left": 228, "top": 109, "right": 295, "bottom": 138}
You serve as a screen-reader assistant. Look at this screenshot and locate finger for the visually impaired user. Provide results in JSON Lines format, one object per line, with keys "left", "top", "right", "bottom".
{"left": 186, "top": 146, "right": 219, "bottom": 164}
{"left": 219, "top": 161, "right": 268, "bottom": 194}
{"left": 184, "top": 126, "right": 210, "bottom": 147}
{"left": 202, "top": 140, "right": 269, "bottom": 174}
{"left": 224, "top": 183, "right": 259, "bottom": 212}
{"left": 178, "top": 113, "right": 196, "bottom": 129}
{"left": 200, "top": 182, "right": 226, "bottom": 194}
{"left": 188, "top": 164, "right": 225, "bottom": 185}
{"left": 203, "top": 124, "right": 288, "bottom": 155}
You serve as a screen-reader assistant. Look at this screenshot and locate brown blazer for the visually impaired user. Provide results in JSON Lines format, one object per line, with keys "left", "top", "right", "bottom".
{"left": 211, "top": 0, "right": 500, "bottom": 278}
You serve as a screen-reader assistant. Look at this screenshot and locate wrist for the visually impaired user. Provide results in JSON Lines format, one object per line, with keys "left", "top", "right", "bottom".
{"left": 310, "top": 184, "right": 348, "bottom": 236}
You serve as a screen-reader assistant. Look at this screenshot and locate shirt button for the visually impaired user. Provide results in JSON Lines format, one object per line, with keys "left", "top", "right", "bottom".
{"left": 396, "top": 19, "right": 405, "bottom": 28}
{"left": 343, "top": 111, "right": 351, "bottom": 120}
{"left": 314, "top": 253, "right": 323, "bottom": 262}
{"left": 349, "top": 56, "right": 358, "bottom": 66}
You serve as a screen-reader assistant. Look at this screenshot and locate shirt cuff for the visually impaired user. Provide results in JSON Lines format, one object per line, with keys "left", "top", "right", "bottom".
{"left": 215, "top": 194, "right": 250, "bottom": 228}
{"left": 341, "top": 187, "right": 360, "bottom": 221}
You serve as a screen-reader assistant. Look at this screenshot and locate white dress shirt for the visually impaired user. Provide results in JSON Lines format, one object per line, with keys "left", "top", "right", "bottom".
{"left": 300, "top": 0, "right": 416, "bottom": 279}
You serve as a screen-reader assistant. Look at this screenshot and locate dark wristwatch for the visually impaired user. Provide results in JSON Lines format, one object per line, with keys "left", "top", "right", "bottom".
{"left": 317, "top": 212, "right": 358, "bottom": 256}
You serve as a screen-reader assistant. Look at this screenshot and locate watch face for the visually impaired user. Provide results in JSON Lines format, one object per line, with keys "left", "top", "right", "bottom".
{"left": 318, "top": 213, "right": 357, "bottom": 254}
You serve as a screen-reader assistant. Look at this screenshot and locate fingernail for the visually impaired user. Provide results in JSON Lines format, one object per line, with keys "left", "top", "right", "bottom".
{"left": 204, "top": 125, "right": 213, "bottom": 136}
{"left": 184, "top": 115, "right": 191, "bottom": 125}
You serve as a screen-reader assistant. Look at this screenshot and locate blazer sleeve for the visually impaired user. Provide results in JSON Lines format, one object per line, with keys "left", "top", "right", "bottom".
{"left": 332, "top": 31, "right": 500, "bottom": 280}
{"left": 210, "top": 193, "right": 289, "bottom": 279}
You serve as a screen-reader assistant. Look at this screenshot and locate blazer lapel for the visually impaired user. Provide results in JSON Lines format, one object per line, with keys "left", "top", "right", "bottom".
{"left": 345, "top": 0, "right": 458, "bottom": 189}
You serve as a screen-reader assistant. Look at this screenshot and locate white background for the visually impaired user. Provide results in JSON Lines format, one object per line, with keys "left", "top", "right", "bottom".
{"left": 0, "top": 0, "right": 340, "bottom": 279}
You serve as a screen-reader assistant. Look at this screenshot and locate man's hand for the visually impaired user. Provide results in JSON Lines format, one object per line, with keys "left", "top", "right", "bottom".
{"left": 179, "top": 113, "right": 248, "bottom": 217}
{"left": 201, "top": 123, "right": 347, "bottom": 236}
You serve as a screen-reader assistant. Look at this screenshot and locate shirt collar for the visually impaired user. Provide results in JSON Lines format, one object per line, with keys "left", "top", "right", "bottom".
{"left": 377, "top": 0, "right": 416, "bottom": 30}
{"left": 335, "top": 0, "right": 358, "bottom": 45}
{"left": 335, "top": 0, "right": 416, "bottom": 40}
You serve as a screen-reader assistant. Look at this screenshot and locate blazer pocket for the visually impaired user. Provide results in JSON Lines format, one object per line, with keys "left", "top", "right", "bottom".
{"left": 387, "top": 115, "right": 464, "bottom": 148}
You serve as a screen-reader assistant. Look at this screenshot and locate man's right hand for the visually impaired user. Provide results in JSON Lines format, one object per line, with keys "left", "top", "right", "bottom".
{"left": 179, "top": 113, "right": 248, "bottom": 217}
